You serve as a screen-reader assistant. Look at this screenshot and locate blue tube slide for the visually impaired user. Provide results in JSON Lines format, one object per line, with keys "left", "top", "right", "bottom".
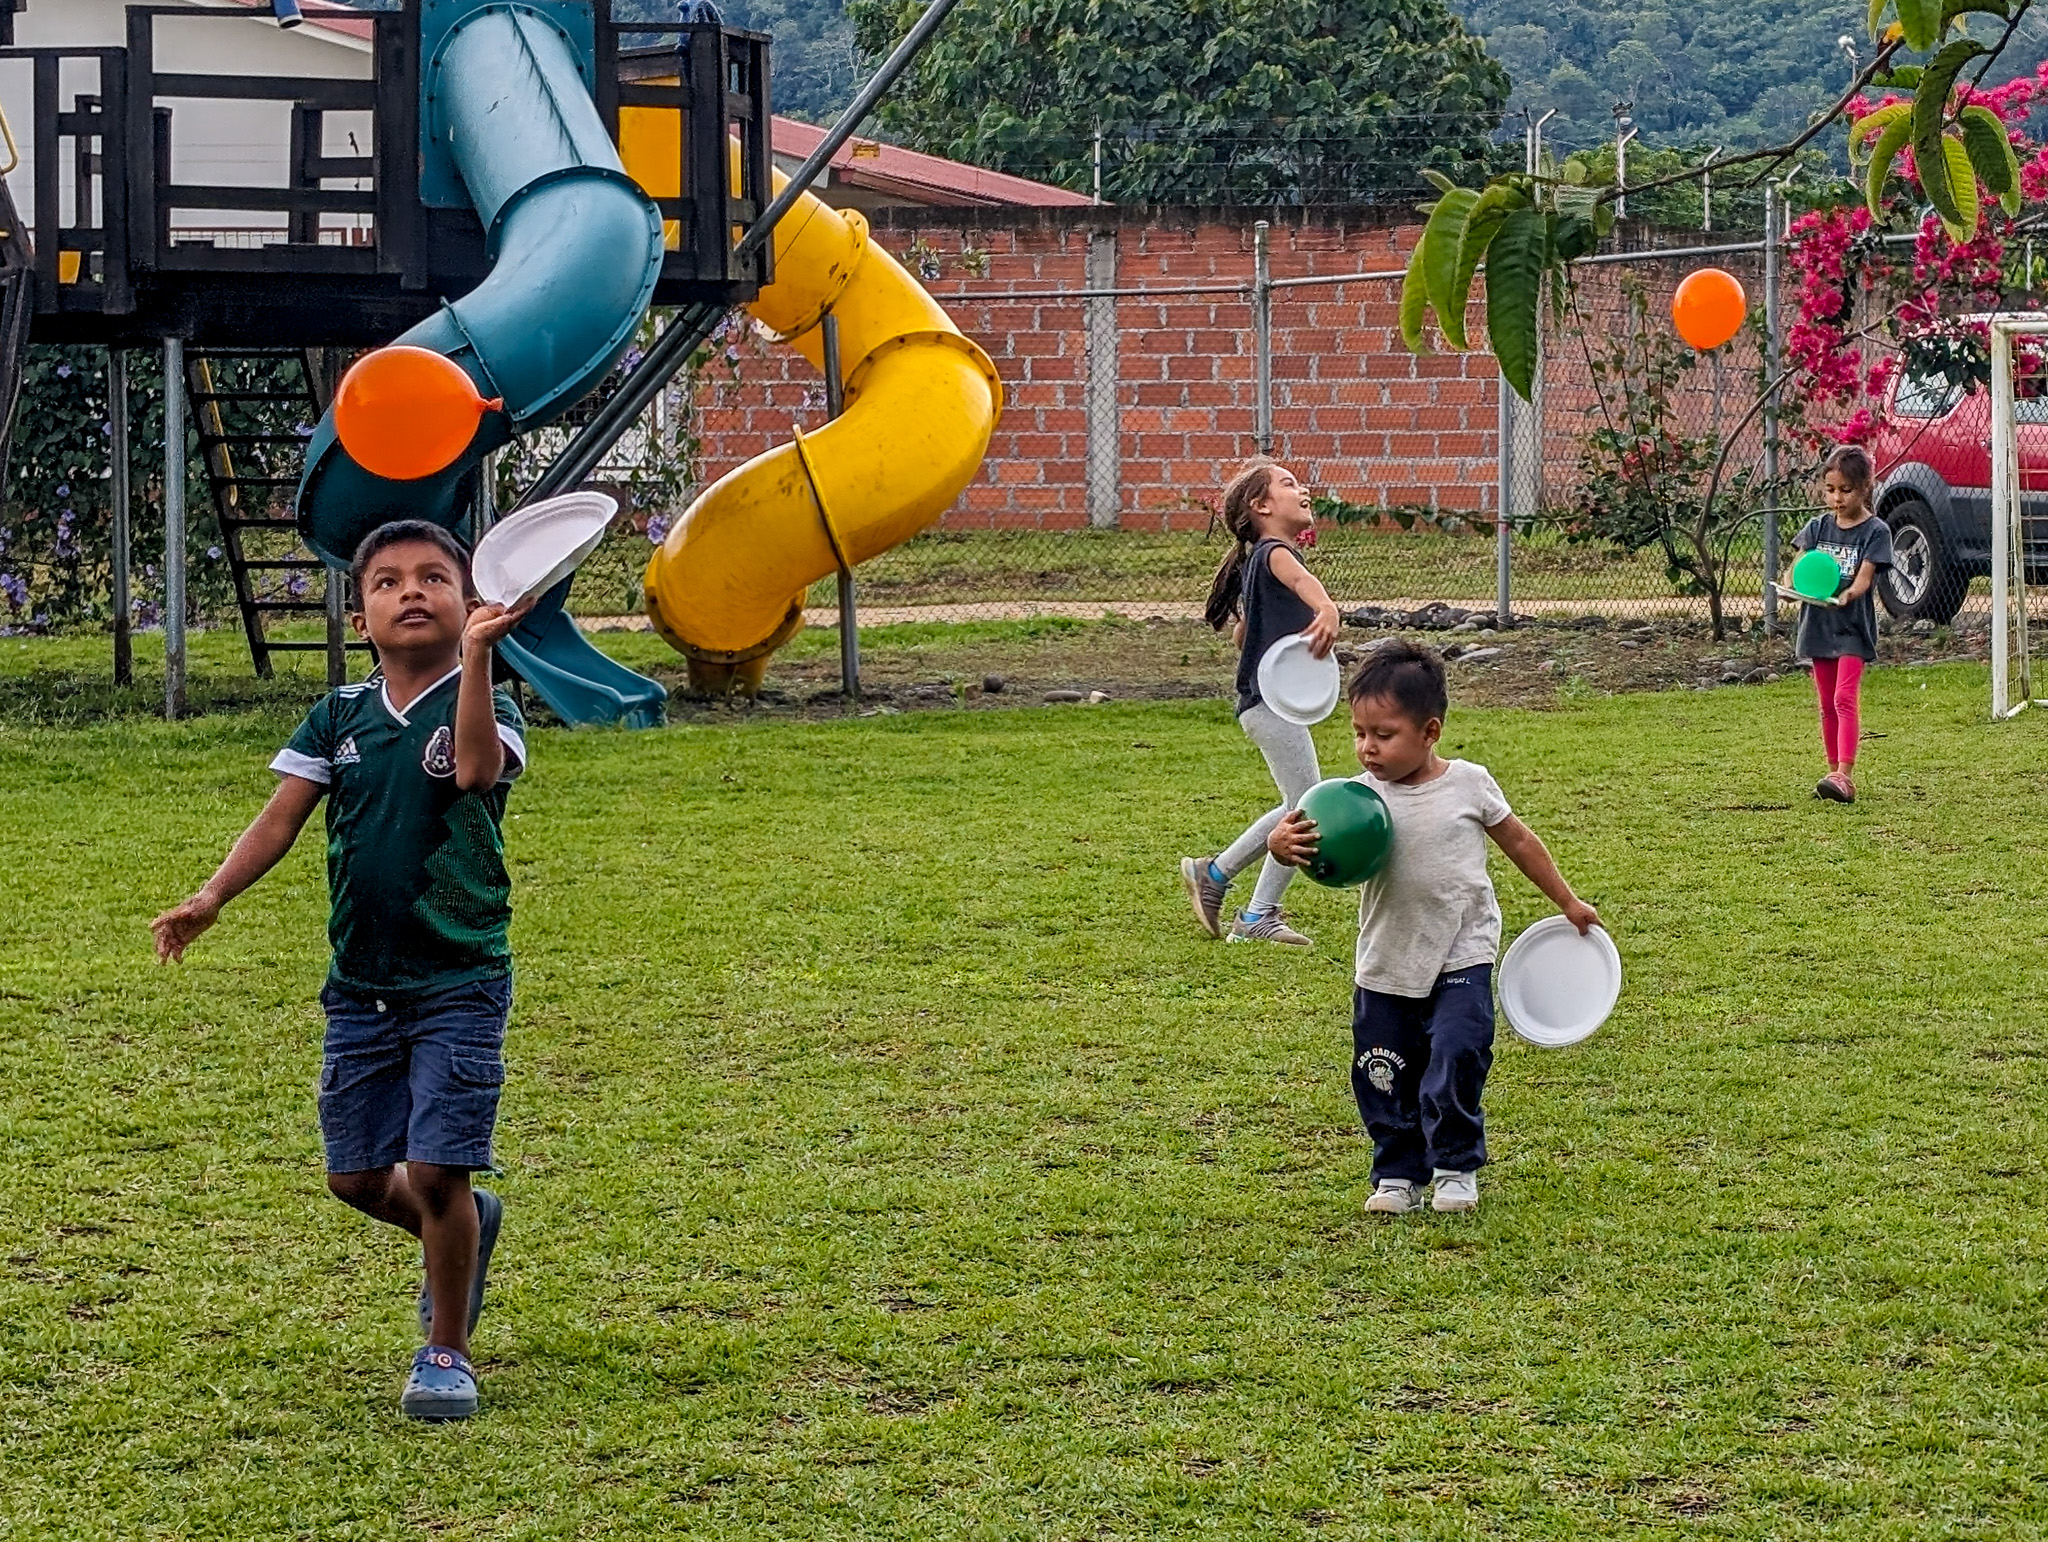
{"left": 294, "top": 4, "right": 669, "bottom": 728}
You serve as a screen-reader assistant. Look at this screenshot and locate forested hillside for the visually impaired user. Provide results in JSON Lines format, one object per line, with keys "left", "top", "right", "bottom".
{"left": 1453, "top": 0, "right": 2048, "bottom": 149}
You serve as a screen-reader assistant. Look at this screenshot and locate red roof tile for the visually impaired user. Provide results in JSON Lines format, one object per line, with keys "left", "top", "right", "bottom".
{"left": 212, "top": 0, "right": 375, "bottom": 45}
{"left": 773, "top": 116, "right": 1095, "bottom": 208}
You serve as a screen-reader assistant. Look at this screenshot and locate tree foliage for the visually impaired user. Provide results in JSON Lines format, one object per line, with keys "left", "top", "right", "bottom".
{"left": 1408, "top": 0, "right": 2044, "bottom": 400}
{"left": 614, "top": 0, "right": 860, "bottom": 122}
{"left": 845, "top": 0, "right": 1510, "bottom": 205}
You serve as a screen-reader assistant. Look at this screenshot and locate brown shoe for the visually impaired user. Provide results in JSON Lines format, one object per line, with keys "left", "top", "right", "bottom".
{"left": 1180, "top": 857, "right": 1228, "bottom": 938}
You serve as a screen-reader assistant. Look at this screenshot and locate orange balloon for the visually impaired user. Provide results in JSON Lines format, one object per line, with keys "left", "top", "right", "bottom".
{"left": 334, "top": 345, "right": 503, "bottom": 481}
{"left": 1671, "top": 268, "right": 1748, "bottom": 352}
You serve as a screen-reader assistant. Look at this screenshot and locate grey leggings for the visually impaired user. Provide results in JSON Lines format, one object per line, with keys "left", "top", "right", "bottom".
{"left": 1216, "top": 701, "right": 1322, "bottom": 914}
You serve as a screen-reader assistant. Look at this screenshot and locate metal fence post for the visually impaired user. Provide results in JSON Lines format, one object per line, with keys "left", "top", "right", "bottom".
{"left": 108, "top": 348, "right": 132, "bottom": 686}
{"left": 1252, "top": 220, "right": 1272, "bottom": 455}
{"left": 163, "top": 337, "right": 187, "bottom": 720}
{"left": 1762, "top": 180, "right": 1782, "bottom": 635}
{"left": 1496, "top": 368, "right": 1513, "bottom": 627}
{"left": 822, "top": 313, "right": 858, "bottom": 700}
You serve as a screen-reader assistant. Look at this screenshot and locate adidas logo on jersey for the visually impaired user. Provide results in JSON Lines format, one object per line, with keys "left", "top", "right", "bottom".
{"left": 334, "top": 736, "right": 361, "bottom": 766}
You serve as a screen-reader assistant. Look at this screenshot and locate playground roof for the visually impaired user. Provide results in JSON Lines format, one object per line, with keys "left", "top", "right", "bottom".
{"left": 772, "top": 117, "right": 1096, "bottom": 208}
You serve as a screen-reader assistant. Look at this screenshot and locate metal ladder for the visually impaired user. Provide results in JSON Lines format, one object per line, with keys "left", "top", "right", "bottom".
{"left": 184, "top": 346, "right": 362, "bottom": 682}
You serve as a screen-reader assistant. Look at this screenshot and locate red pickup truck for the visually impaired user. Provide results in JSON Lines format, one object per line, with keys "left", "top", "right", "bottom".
{"left": 1869, "top": 368, "right": 2048, "bottom": 622}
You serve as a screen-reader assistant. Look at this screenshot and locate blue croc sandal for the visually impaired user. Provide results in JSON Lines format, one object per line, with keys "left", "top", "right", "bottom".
{"left": 400, "top": 1345, "right": 478, "bottom": 1421}
{"left": 418, "top": 1187, "right": 504, "bottom": 1340}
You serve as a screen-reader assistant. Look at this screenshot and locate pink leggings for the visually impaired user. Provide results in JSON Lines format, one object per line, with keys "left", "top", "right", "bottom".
{"left": 1812, "top": 655, "right": 1866, "bottom": 768}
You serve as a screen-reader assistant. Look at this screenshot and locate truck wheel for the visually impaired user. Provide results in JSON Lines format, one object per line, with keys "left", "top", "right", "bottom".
{"left": 1878, "top": 498, "right": 1966, "bottom": 624}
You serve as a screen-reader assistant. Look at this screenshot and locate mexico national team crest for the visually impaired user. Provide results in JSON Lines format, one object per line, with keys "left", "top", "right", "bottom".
{"left": 422, "top": 725, "right": 456, "bottom": 778}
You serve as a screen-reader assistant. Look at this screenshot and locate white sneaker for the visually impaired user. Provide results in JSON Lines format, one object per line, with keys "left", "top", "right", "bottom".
{"left": 1226, "top": 909, "right": 1312, "bottom": 947}
{"left": 1364, "top": 1178, "right": 1418, "bottom": 1215}
{"left": 1430, "top": 1169, "right": 1479, "bottom": 1213}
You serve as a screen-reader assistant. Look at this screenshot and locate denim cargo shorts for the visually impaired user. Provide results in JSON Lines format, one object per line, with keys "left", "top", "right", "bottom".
{"left": 317, "top": 975, "right": 510, "bottom": 1173}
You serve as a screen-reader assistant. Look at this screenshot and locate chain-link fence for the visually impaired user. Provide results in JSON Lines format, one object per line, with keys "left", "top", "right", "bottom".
{"left": 13, "top": 220, "right": 1969, "bottom": 715}
{"left": 535, "top": 230, "right": 1856, "bottom": 708}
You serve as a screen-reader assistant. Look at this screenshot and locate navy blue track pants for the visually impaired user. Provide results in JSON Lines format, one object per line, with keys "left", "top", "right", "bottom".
{"left": 1350, "top": 966, "right": 1494, "bottom": 1183}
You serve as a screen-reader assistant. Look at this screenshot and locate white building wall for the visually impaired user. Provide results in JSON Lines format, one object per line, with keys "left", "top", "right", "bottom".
{"left": 0, "top": 0, "right": 371, "bottom": 240}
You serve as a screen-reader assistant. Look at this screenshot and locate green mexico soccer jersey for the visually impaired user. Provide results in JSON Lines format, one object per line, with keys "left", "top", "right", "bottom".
{"left": 272, "top": 665, "right": 526, "bottom": 1000}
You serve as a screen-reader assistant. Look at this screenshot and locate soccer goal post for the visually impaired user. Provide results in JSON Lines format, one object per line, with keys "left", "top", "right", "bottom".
{"left": 1988, "top": 315, "right": 2048, "bottom": 720}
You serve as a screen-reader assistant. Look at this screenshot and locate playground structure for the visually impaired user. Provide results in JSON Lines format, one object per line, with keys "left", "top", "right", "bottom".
{"left": 0, "top": 0, "right": 998, "bottom": 724}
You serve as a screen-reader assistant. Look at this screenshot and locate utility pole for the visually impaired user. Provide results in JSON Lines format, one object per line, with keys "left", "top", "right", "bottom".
{"left": 1611, "top": 102, "right": 1636, "bottom": 221}
{"left": 1702, "top": 147, "right": 1722, "bottom": 233}
{"left": 1092, "top": 125, "right": 1103, "bottom": 205}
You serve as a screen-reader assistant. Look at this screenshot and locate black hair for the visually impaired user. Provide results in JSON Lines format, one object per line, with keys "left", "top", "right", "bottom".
{"left": 348, "top": 520, "right": 474, "bottom": 602}
{"left": 1348, "top": 638, "right": 1448, "bottom": 726}
{"left": 1822, "top": 442, "right": 1876, "bottom": 516}
{"left": 1202, "top": 458, "right": 1279, "bottom": 630}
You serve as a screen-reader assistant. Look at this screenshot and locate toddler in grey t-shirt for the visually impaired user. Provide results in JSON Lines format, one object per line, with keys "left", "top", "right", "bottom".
{"left": 1269, "top": 641, "right": 1603, "bottom": 1218}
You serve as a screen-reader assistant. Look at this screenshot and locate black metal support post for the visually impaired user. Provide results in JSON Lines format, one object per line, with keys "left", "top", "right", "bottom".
{"left": 821, "top": 314, "right": 858, "bottom": 700}
{"left": 109, "top": 348, "right": 132, "bottom": 685}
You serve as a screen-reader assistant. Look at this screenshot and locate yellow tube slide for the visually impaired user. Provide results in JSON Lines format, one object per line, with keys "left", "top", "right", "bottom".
{"left": 621, "top": 125, "right": 1004, "bottom": 692}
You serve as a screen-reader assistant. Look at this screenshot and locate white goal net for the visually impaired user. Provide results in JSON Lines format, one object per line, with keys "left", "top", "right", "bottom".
{"left": 1988, "top": 316, "right": 2048, "bottom": 719}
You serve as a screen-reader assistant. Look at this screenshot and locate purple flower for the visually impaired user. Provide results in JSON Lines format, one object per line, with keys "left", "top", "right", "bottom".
{"left": 646, "top": 513, "right": 671, "bottom": 544}
{"left": 206, "top": 545, "right": 222, "bottom": 560}
{"left": 0, "top": 572, "right": 27, "bottom": 607}
{"left": 55, "top": 364, "right": 70, "bottom": 379}
{"left": 54, "top": 484, "right": 69, "bottom": 499}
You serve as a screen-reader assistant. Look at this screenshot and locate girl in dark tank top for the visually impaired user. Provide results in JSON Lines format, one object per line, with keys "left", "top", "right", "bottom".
{"left": 1178, "top": 461, "right": 1342, "bottom": 947}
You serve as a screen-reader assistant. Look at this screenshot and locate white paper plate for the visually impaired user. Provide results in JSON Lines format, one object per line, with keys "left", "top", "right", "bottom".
{"left": 1498, "top": 915, "right": 1622, "bottom": 1048}
{"left": 471, "top": 491, "right": 619, "bottom": 608}
{"left": 1257, "top": 632, "right": 1341, "bottom": 726}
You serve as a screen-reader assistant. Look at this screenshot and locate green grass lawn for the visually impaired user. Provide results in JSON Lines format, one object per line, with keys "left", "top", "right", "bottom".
{"left": 4, "top": 665, "right": 2047, "bottom": 1538}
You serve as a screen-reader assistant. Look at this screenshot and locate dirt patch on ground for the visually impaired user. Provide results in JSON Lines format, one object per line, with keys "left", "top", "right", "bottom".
{"left": 599, "top": 608, "right": 1994, "bottom": 727}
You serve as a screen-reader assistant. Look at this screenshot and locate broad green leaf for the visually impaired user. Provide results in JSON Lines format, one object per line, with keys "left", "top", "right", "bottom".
{"left": 1553, "top": 213, "right": 1597, "bottom": 263}
{"left": 1444, "top": 185, "right": 1523, "bottom": 351}
{"left": 1942, "top": 0, "right": 2008, "bottom": 22}
{"left": 1913, "top": 40, "right": 1986, "bottom": 227}
{"left": 1421, "top": 168, "right": 1456, "bottom": 194}
{"left": 1940, "top": 131, "right": 1981, "bottom": 241}
{"left": 1398, "top": 247, "right": 1432, "bottom": 353}
{"left": 1960, "top": 104, "right": 2022, "bottom": 216}
{"left": 1485, "top": 207, "right": 1546, "bottom": 401}
{"left": 1868, "top": 0, "right": 1890, "bottom": 37}
{"left": 1420, "top": 187, "right": 1481, "bottom": 349}
{"left": 1895, "top": 0, "right": 1943, "bottom": 50}
{"left": 1848, "top": 102, "right": 1911, "bottom": 163}
{"left": 1560, "top": 158, "right": 1589, "bottom": 186}
{"left": 1554, "top": 183, "right": 1602, "bottom": 220}
{"left": 1866, "top": 114, "right": 1914, "bottom": 213}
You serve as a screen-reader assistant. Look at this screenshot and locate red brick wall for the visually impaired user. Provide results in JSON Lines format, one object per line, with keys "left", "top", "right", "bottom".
{"left": 690, "top": 207, "right": 1502, "bottom": 531}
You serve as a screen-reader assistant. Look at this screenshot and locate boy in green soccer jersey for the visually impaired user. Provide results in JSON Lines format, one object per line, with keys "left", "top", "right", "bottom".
{"left": 153, "top": 520, "right": 534, "bottom": 1422}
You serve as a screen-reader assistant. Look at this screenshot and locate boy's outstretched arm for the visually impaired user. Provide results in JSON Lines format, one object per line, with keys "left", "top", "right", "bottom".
{"left": 152, "top": 775, "right": 326, "bottom": 961}
{"left": 1487, "top": 816, "right": 1601, "bottom": 934}
{"left": 454, "top": 597, "right": 534, "bottom": 792}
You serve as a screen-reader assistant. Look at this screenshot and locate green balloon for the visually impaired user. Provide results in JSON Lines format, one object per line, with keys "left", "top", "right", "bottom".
{"left": 1791, "top": 548, "right": 1843, "bottom": 601}
{"left": 1298, "top": 777, "right": 1395, "bottom": 888}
